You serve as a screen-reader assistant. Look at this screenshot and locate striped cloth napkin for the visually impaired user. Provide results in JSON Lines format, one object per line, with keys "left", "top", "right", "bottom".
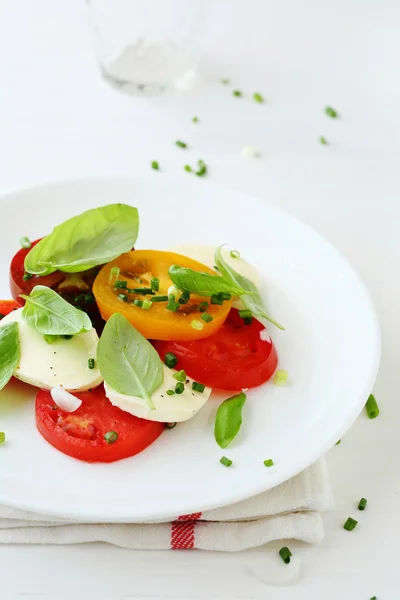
{"left": 0, "top": 459, "right": 332, "bottom": 551}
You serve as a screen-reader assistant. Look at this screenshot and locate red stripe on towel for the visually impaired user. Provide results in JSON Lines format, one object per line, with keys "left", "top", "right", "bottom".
{"left": 171, "top": 513, "right": 202, "bottom": 549}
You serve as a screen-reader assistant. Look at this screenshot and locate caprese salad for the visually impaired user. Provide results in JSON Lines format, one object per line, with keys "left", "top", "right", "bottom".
{"left": 0, "top": 203, "right": 284, "bottom": 463}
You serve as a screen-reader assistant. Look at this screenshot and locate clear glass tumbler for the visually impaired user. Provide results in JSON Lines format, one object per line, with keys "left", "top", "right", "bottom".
{"left": 87, "top": 0, "right": 209, "bottom": 96}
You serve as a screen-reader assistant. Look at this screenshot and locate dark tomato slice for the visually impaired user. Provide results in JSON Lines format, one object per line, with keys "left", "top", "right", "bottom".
{"left": 153, "top": 308, "right": 278, "bottom": 390}
{"left": 36, "top": 386, "right": 164, "bottom": 463}
{"left": 0, "top": 299, "right": 20, "bottom": 319}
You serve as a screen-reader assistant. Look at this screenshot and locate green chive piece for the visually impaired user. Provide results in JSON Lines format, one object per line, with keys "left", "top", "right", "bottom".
{"left": 279, "top": 547, "right": 292, "bottom": 564}
{"left": 166, "top": 422, "right": 177, "bottom": 428}
{"left": 221, "top": 78, "right": 230, "bottom": 85}
{"left": 232, "top": 90, "right": 242, "bottom": 97}
{"left": 173, "top": 369, "right": 186, "bottom": 382}
{"left": 198, "top": 301, "right": 209, "bottom": 313}
{"left": 243, "top": 317, "right": 253, "bottom": 325}
{"left": 178, "top": 291, "right": 190, "bottom": 305}
{"left": 365, "top": 394, "right": 379, "bottom": 419}
{"left": 151, "top": 160, "right": 159, "bottom": 170}
{"left": 88, "top": 358, "right": 95, "bottom": 370}
{"left": 133, "top": 299, "right": 143, "bottom": 307}
{"left": 166, "top": 300, "right": 179, "bottom": 312}
{"left": 218, "top": 292, "right": 231, "bottom": 301}
{"left": 201, "top": 312, "right": 213, "bottom": 323}
{"left": 166, "top": 390, "right": 175, "bottom": 396}
{"left": 335, "top": 439, "right": 341, "bottom": 445}
{"left": 343, "top": 517, "right": 358, "bottom": 531}
{"left": 0, "top": 432, "right": 5, "bottom": 445}
{"left": 142, "top": 300, "right": 152, "bottom": 310}
{"left": 253, "top": 93, "right": 264, "bottom": 103}
{"left": 220, "top": 456, "right": 232, "bottom": 467}
{"left": 325, "top": 106, "right": 338, "bottom": 118}
{"left": 23, "top": 272, "right": 33, "bottom": 281}
{"left": 358, "top": 497, "right": 367, "bottom": 511}
{"left": 150, "top": 295, "right": 169, "bottom": 303}
{"left": 20, "top": 236, "right": 32, "bottom": 249}
{"left": 192, "top": 116, "right": 199, "bottom": 123}
{"left": 168, "top": 294, "right": 176, "bottom": 302}
{"left": 109, "top": 266, "right": 120, "bottom": 283}
{"left": 184, "top": 165, "right": 192, "bottom": 172}
{"left": 118, "top": 293, "right": 128, "bottom": 302}
{"left": 230, "top": 249, "right": 240, "bottom": 259}
{"left": 196, "top": 159, "right": 207, "bottom": 177}
{"left": 238, "top": 309, "right": 252, "bottom": 319}
{"left": 114, "top": 280, "right": 128, "bottom": 289}
{"left": 319, "top": 136, "right": 328, "bottom": 145}
{"left": 370, "top": 597, "right": 377, "bottom": 600}
{"left": 164, "top": 352, "right": 178, "bottom": 369}
{"left": 273, "top": 369, "right": 288, "bottom": 387}
{"left": 210, "top": 294, "right": 223, "bottom": 305}
{"left": 104, "top": 431, "right": 118, "bottom": 444}
{"left": 175, "top": 382, "right": 185, "bottom": 394}
{"left": 191, "top": 319, "right": 204, "bottom": 331}
{"left": 176, "top": 140, "right": 187, "bottom": 149}
{"left": 264, "top": 459, "right": 274, "bottom": 467}
{"left": 192, "top": 381, "right": 205, "bottom": 393}
{"left": 129, "top": 287, "right": 154, "bottom": 295}
{"left": 150, "top": 277, "right": 159, "bottom": 292}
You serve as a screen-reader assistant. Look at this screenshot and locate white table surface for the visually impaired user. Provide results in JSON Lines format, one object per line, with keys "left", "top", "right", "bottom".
{"left": 0, "top": 1, "right": 398, "bottom": 598}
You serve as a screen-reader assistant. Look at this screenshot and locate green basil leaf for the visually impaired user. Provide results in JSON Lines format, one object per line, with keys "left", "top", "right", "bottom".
{"left": 0, "top": 322, "right": 20, "bottom": 391}
{"left": 25, "top": 204, "right": 139, "bottom": 275}
{"left": 21, "top": 286, "right": 92, "bottom": 336}
{"left": 168, "top": 264, "right": 249, "bottom": 297}
{"left": 214, "top": 392, "right": 247, "bottom": 449}
{"left": 214, "top": 246, "right": 284, "bottom": 330}
{"left": 97, "top": 312, "right": 163, "bottom": 410}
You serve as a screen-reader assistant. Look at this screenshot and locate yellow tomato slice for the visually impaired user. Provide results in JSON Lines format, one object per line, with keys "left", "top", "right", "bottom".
{"left": 93, "top": 250, "right": 232, "bottom": 341}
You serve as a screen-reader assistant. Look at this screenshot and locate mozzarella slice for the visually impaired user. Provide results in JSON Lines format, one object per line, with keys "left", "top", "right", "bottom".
{"left": 1, "top": 308, "right": 103, "bottom": 392}
{"left": 105, "top": 364, "right": 212, "bottom": 422}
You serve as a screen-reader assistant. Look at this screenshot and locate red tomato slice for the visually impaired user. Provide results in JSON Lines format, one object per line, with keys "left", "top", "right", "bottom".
{"left": 153, "top": 308, "right": 278, "bottom": 390}
{"left": 36, "top": 387, "right": 164, "bottom": 463}
{"left": 0, "top": 299, "right": 20, "bottom": 318}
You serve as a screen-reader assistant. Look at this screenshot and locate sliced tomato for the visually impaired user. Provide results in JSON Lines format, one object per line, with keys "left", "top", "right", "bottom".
{"left": 0, "top": 299, "right": 20, "bottom": 319}
{"left": 153, "top": 308, "right": 278, "bottom": 390}
{"left": 93, "top": 250, "right": 232, "bottom": 341}
{"left": 36, "top": 386, "right": 164, "bottom": 463}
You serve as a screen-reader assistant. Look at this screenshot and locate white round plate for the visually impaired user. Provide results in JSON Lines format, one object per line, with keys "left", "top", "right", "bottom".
{"left": 0, "top": 177, "right": 380, "bottom": 522}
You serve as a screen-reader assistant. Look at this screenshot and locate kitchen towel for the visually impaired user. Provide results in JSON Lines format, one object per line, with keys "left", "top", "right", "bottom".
{"left": 0, "top": 458, "right": 333, "bottom": 551}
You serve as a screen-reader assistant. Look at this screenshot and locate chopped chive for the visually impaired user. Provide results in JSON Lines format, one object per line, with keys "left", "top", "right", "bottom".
{"left": 358, "top": 497, "right": 367, "bottom": 511}
{"left": 201, "top": 312, "right": 213, "bottom": 323}
{"left": 178, "top": 291, "right": 190, "bottom": 305}
{"left": 114, "top": 280, "right": 127, "bottom": 289}
{"left": 370, "top": 597, "right": 377, "bottom": 600}
{"left": 218, "top": 292, "right": 231, "bottom": 301}
{"left": 88, "top": 358, "right": 95, "bottom": 369}
{"left": 196, "top": 159, "right": 207, "bottom": 177}
{"left": 230, "top": 249, "right": 240, "bottom": 259}
{"left": 20, "top": 236, "right": 32, "bottom": 249}
{"left": 164, "top": 352, "right": 178, "bottom": 369}
{"left": 238, "top": 309, "right": 252, "bottom": 319}
{"left": 118, "top": 293, "right": 128, "bottom": 302}
{"left": 253, "top": 93, "right": 264, "bottom": 103}
{"left": 176, "top": 140, "right": 187, "bottom": 149}
{"left": 168, "top": 293, "right": 176, "bottom": 302}
{"left": 23, "top": 272, "right": 33, "bottom": 281}
{"left": 129, "top": 287, "right": 155, "bottom": 295}
{"left": 104, "top": 431, "right": 118, "bottom": 444}
{"left": 192, "top": 116, "right": 199, "bottom": 123}
{"left": 142, "top": 300, "right": 152, "bottom": 310}
{"left": 273, "top": 369, "right": 288, "bottom": 387}
{"left": 166, "top": 422, "right": 177, "bottom": 428}
{"left": 166, "top": 390, "right": 175, "bottom": 396}
{"left": 365, "top": 394, "right": 379, "bottom": 419}
{"left": 150, "top": 277, "right": 159, "bottom": 292}
{"left": 335, "top": 439, "right": 341, "bottom": 445}
{"left": 343, "top": 517, "right": 358, "bottom": 531}
{"left": 151, "top": 160, "right": 159, "bottom": 170}
{"left": 191, "top": 319, "right": 204, "bottom": 331}
{"left": 198, "top": 301, "right": 209, "bottom": 313}
{"left": 168, "top": 285, "right": 179, "bottom": 297}
{"left": 319, "top": 136, "right": 328, "bottom": 145}
{"left": 325, "top": 106, "right": 338, "bottom": 118}
{"left": 166, "top": 300, "right": 179, "bottom": 312}
{"left": 0, "top": 432, "right": 5, "bottom": 445}
{"left": 133, "top": 299, "right": 143, "bottom": 307}
{"left": 175, "top": 382, "right": 185, "bottom": 394}
{"left": 210, "top": 295, "right": 223, "bottom": 305}
{"left": 220, "top": 456, "right": 232, "bottom": 467}
{"left": 108, "top": 266, "right": 120, "bottom": 283}
{"left": 192, "top": 381, "right": 205, "bottom": 393}
{"left": 243, "top": 317, "right": 253, "bottom": 325}
{"left": 184, "top": 165, "right": 192, "bottom": 172}
{"left": 173, "top": 369, "right": 186, "bottom": 382}
{"left": 232, "top": 90, "right": 242, "bottom": 97}
{"left": 221, "top": 78, "right": 230, "bottom": 85}
{"left": 150, "top": 295, "right": 169, "bottom": 303}
{"left": 279, "top": 547, "right": 292, "bottom": 564}
{"left": 264, "top": 459, "right": 274, "bottom": 467}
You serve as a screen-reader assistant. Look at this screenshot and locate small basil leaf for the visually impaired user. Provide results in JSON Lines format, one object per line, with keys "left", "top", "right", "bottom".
{"left": 168, "top": 264, "right": 249, "bottom": 297}
{"left": 21, "top": 286, "right": 92, "bottom": 336}
{"left": 214, "top": 392, "right": 247, "bottom": 449}
{"left": 0, "top": 322, "right": 20, "bottom": 391}
{"left": 25, "top": 203, "right": 139, "bottom": 275}
{"left": 97, "top": 312, "right": 163, "bottom": 410}
{"left": 214, "top": 246, "right": 284, "bottom": 330}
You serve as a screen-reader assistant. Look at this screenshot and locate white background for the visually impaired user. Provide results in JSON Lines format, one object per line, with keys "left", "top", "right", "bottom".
{"left": 0, "top": 1, "right": 399, "bottom": 598}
